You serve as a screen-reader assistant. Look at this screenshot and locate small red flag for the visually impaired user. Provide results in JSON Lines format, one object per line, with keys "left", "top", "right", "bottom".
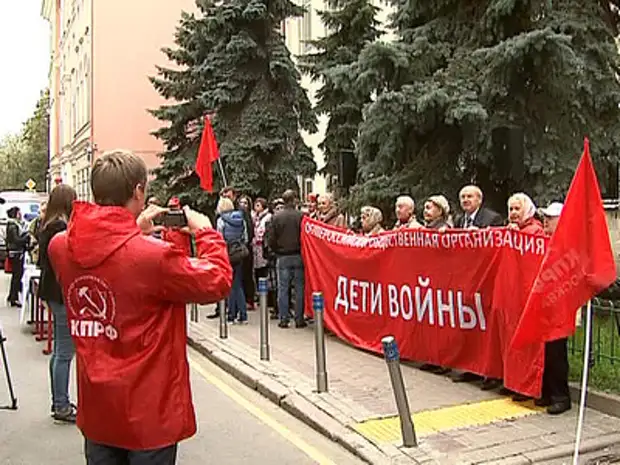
{"left": 195, "top": 116, "right": 220, "bottom": 192}
{"left": 511, "top": 138, "right": 616, "bottom": 348}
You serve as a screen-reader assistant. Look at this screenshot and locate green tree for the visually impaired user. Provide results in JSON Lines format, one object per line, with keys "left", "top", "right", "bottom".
{"left": 346, "top": 0, "right": 620, "bottom": 215}
{"left": 0, "top": 89, "right": 50, "bottom": 191}
{"left": 299, "top": 0, "right": 381, "bottom": 190}
{"left": 151, "top": 0, "right": 317, "bottom": 209}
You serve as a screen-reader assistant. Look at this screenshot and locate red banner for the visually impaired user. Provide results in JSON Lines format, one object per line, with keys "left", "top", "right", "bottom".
{"left": 301, "top": 218, "right": 547, "bottom": 397}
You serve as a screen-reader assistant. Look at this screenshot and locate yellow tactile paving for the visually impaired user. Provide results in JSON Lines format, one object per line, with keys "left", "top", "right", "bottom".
{"left": 353, "top": 398, "right": 544, "bottom": 444}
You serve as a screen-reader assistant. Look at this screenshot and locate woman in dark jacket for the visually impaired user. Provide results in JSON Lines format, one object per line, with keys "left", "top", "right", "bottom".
{"left": 38, "top": 184, "right": 77, "bottom": 423}
{"left": 6, "top": 207, "right": 30, "bottom": 306}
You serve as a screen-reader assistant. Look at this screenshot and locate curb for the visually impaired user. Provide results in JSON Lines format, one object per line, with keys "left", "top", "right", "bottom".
{"left": 187, "top": 328, "right": 420, "bottom": 464}
{"left": 569, "top": 382, "right": 620, "bottom": 418}
{"left": 187, "top": 324, "right": 620, "bottom": 465}
{"left": 480, "top": 432, "right": 620, "bottom": 464}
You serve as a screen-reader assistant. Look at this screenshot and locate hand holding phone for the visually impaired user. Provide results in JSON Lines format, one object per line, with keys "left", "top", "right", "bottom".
{"left": 161, "top": 210, "right": 188, "bottom": 228}
{"left": 137, "top": 205, "right": 168, "bottom": 235}
{"left": 183, "top": 206, "right": 212, "bottom": 232}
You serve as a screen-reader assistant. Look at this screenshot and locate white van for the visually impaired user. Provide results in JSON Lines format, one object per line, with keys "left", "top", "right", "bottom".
{"left": 0, "top": 191, "right": 47, "bottom": 266}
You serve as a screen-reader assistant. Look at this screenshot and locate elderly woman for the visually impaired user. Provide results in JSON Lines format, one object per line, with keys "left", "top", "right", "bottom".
{"left": 317, "top": 193, "right": 346, "bottom": 229}
{"left": 423, "top": 195, "right": 451, "bottom": 229}
{"left": 393, "top": 195, "right": 422, "bottom": 230}
{"left": 507, "top": 193, "right": 543, "bottom": 234}
{"left": 360, "top": 206, "right": 384, "bottom": 236}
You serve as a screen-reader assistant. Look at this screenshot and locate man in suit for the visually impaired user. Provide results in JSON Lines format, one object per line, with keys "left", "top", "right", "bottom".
{"left": 452, "top": 185, "right": 504, "bottom": 389}
{"left": 455, "top": 185, "right": 503, "bottom": 228}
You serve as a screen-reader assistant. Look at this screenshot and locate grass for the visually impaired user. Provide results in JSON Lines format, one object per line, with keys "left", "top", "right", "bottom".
{"left": 568, "top": 306, "right": 620, "bottom": 395}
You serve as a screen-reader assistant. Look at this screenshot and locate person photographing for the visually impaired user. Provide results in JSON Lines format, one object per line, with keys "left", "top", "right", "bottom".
{"left": 49, "top": 150, "right": 232, "bottom": 465}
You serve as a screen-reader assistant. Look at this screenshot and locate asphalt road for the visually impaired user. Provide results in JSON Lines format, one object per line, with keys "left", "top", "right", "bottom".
{"left": 0, "top": 277, "right": 364, "bottom": 465}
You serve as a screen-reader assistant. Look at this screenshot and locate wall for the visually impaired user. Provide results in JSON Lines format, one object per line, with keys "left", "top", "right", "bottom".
{"left": 284, "top": 0, "right": 396, "bottom": 197}
{"left": 92, "top": 0, "right": 196, "bottom": 170}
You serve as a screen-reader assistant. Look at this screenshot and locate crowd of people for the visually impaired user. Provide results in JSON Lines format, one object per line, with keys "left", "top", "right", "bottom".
{"left": 2, "top": 149, "right": 579, "bottom": 464}
{"left": 197, "top": 183, "right": 571, "bottom": 416}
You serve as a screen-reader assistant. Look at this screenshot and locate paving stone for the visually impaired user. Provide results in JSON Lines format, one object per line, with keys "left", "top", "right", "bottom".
{"left": 190, "top": 313, "right": 620, "bottom": 464}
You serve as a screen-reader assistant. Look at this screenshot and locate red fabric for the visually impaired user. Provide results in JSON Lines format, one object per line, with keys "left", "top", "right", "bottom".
{"left": 512, "top": 138, "right": 617, "bottom": 348}
{"left": 520, "top": 217, "right": 543, "bottom": 235}
{"left": 162, "top": 228, "right": 192, "bottom": 256}
{"left": 48, "top": 202, "right": 232, "bottom": 449}
{"left": 195, "top": 116, "right": 220, "bottom": 192}
{"left": 301, "top": 218, "right": 547, "bottom": 396}
{"left": 4, "top": 257, "right": 11, "bottom": 273}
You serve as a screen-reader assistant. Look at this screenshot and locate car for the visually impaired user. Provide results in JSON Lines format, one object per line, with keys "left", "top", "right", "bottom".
{"left": 0, "top": 191, "right": 47, "bottom": 268}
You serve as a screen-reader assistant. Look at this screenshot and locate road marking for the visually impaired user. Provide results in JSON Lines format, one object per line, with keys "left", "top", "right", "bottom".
{"left": 354, "top": 397, "right": 544, "bottom": 444}
{"left": 188, "top": 356, "right": 337, "bottom": 465}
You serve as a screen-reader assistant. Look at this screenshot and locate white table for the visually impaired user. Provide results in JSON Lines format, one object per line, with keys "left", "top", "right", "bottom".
{"left": 20, "top": 265, "right": 41, "bottom": 325}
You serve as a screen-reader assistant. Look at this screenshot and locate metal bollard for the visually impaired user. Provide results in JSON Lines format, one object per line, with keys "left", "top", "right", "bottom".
{"left": 258, "top": 277, "right": 270, "bottom": 361}
{"left": 218, "top": 300, "right": 227, "bottom": 339}
{"left": 382, "top": 336, "right": 417, "bottom": 447}
{"left": 190, "top": 303, "right": 198, "bottom": 322}
{"left": 313, "top": 292, "right": 328, "bottom": 393}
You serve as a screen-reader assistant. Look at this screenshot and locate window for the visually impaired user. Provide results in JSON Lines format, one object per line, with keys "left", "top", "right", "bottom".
{"left": 301, "top": 1, "right": 312, "bottom": 53}
{"left": 85, "top": 55, "right": 91, "bottom": 124}
{"left": 70, "top": 69, "right": 76, "bottom": 136}
{"left": 59, "top": 94, "right": 64, "bottom": 148}
{"left": 304, "top": 179, "right": 314, "bottom": 199}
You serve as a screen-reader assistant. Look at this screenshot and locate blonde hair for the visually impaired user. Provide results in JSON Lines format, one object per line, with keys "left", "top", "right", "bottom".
{"left": 217, "top": 197, "right": 235, "bottom": 214}
{"left": 91, "top": 149, "right": 147, "bottom": 207}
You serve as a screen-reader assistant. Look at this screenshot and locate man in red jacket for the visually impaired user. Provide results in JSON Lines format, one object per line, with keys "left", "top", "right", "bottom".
{"left": 49, "top": 150, "right": 232, "bottom": 465}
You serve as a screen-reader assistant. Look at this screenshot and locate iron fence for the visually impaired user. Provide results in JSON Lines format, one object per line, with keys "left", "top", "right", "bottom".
{"left": 569, "top": 298, "right": 620, "bottom": 366}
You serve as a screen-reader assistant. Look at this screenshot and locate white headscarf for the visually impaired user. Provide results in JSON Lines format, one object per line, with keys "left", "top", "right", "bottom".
{"left": 508, "top": 192, "right": 536, "bottom": 222}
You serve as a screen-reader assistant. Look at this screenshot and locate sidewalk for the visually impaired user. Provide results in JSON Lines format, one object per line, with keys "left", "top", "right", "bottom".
{"left": 188, "top": 305, "right": 620, "bottom": 464}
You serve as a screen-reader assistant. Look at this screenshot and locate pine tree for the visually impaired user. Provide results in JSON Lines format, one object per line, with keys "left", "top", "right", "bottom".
{"left": 299, "top": 0, "right": 381, "bottom": 189}
{"left": 151, "top": 0, "right": 317, "bottom": 208}
{"left": 346, "top": 0, "right": 620, "bottom": 214}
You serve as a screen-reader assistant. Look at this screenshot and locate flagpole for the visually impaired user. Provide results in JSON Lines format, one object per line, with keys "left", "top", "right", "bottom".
{"left": 572, "top": 299, "right": 592, "bottom": 465}
{"left": 216, "top": 158, "right": 228, "bottom": 188}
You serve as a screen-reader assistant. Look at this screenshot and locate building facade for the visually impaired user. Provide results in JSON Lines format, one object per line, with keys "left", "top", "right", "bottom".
{"left": 283, "top": 0, "right": 394, "bottom": 199}
{"left": 41, "top": 0, "right": 196, "bottom": 198}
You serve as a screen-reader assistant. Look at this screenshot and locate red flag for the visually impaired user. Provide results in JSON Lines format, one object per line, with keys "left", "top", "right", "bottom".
{"left": 511, "top": 138, "right": 616, "bottom": 348}
{"left": 195, "top": 116, "right": 220, "bottom": 192}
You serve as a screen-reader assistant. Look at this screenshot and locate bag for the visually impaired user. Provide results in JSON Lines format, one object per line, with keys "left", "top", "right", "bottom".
{"left": 227, "top": 240, "right": 249, "bottom": 266}
{"left": 4, "top": 257, "right": 12, "bottom": 274}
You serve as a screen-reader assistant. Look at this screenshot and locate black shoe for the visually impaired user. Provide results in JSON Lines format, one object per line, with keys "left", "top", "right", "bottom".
{"left": 419, "top": 363, "right": 438, "bottom": 372}
{"left": 53, "top": 404, "right": 77, "bottom": 424}
{"left": 535, "top": 397, "right": 551, "bottom": 407}
{"left": 512, "top": 393, "right": 531, "bottom": 402}
{"left": 452, "top": 372, "right": 481, "bottom": 383}
{"left": 498, "top": 386, "right": 512, "bottom": 396}
{"left": 295, "top": 321, "right": 308, "bottom": 329}
{"left": 9, "top": 301, "right": 20, "bottom": 308}
{"left": 278, "top": 321, "right": 289, "bottom": 328}
{"left": 547, "top": 401, "right": 571, "bottom": 415}
{"left": 207, "top": 312, "right": 220, "bottom": 319}
{"left": 433, "top": 367, "right": 452, "bottom": 375}
{"left": 481, "top": 378, "right": 502, "bottom": 391}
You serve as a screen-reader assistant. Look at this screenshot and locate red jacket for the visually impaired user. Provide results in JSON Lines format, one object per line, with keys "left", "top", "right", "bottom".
{"left": 49, "top": 202, "right": 232, "bottom": 450}
{"left": 520, "top": 217, "right": 544, "bottom": 235}
{"left": 161, "top": 228, "right": 192, "bottom": 256}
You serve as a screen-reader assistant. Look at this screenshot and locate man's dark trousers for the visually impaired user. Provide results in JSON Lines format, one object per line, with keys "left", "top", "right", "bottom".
{"left": 85, "top": 439, "right": 177, "bottom": 465}
{"left": 542, "top": 338, "right": 570, "bottom": 403}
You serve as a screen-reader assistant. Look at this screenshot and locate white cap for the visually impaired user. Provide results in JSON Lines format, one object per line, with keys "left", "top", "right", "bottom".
{"left": 539, "top": 202, "right": 564, "bottom": 217}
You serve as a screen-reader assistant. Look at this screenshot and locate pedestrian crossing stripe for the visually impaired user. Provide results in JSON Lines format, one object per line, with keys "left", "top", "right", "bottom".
{"left": 353, "top": 398, "right": 544, "bottom": 444}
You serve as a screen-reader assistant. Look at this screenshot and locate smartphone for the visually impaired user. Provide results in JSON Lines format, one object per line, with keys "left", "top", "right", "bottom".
{"left": 162, "top": 210, "right": 188, "bottom": 228}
